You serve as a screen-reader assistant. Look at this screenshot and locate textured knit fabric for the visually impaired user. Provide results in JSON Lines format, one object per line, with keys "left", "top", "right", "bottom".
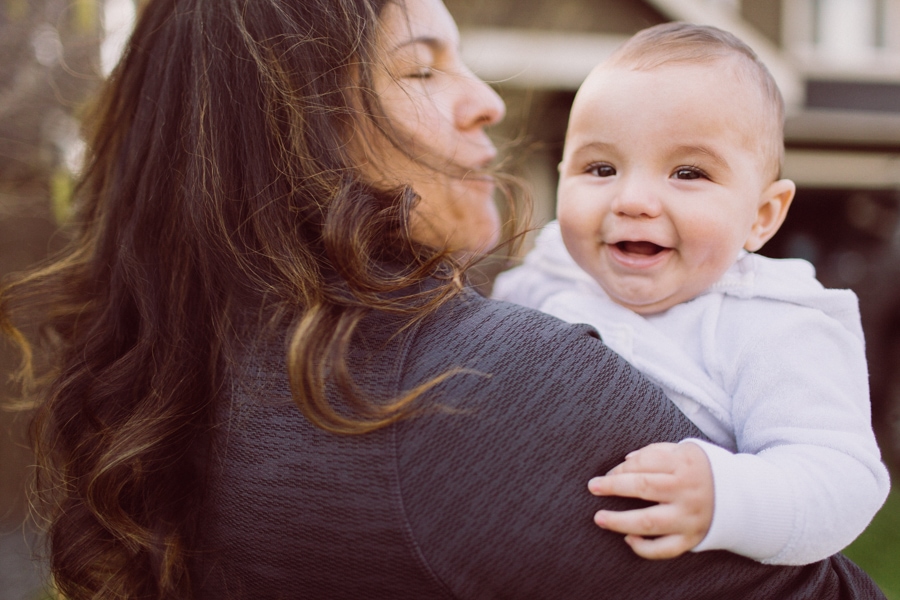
{"left": 193, "top": 287, "right": 885, "bottom": 599}
{"left": 492, "top": 221, "right": 890, "bottom": 565}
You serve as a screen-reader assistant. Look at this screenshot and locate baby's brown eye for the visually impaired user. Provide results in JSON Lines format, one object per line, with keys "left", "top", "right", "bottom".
{"left": 673, "top": 167, "right": 705, "bottom": 180}
{"left": 588, "top": 163, "right": 616, "bottom": 177}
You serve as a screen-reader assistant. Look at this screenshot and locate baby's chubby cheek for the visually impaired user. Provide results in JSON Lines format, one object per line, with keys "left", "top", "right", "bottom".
{"left": 557, "top": 203, "right": 600, "bottom": 268}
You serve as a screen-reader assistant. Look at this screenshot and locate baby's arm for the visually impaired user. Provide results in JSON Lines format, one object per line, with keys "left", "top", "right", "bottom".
{"left": 594, "top": 299, "right": 890, "bottom": 565}
{"left": 697, "top": 301, "right": 889, "bottom": 565}
{"left": 588, "top": 442, "right": 714, "bottom": 560}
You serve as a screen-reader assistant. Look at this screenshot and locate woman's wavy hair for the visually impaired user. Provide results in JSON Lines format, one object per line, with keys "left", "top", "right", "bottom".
{"left": 0, "top": 0, "right": 525, "bottom": 597}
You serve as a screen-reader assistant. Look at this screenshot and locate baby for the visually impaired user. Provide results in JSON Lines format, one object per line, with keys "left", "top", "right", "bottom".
{"left": 494, "top": 22, "right": 890, "bottom": 565}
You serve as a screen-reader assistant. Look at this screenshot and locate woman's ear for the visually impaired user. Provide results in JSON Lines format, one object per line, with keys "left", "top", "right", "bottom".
{"left": 744, "top": 179, "right": 796, "bottom": 252}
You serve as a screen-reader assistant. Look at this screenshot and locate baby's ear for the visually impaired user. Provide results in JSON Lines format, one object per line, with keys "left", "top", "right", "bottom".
{"left": 744, "top": 179, "right": 796, "bottom": 252}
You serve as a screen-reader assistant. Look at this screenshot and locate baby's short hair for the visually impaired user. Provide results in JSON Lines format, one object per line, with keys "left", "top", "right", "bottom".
{"left": 605, "top": 22, "right": 785, "bottom": 181}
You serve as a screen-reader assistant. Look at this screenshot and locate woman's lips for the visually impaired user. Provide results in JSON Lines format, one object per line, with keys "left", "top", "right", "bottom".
{"left": 608, "top": 240, "right": 672, "bottom": 268}
{"left": 461, "top": 174, "right": 496, "bottom": 195}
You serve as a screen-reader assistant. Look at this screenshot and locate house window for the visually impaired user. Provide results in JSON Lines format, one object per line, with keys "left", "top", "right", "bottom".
{"left": 785, "top": 0, "right": 900, "bottom": 76}
{"left": 814, "top": 0, "right": 882, "bottom": 56}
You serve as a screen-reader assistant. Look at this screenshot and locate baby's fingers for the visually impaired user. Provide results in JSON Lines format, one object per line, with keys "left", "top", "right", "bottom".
{"left": 623, "top": 534, "right": 693, "bottom": 560}
{"left": 588, "top": 472, "right": 677, "bottom": 502}
{"left": 605, "top": 443, "right": 679, "bottom": 476}
{"left": 593, "top": 504, "right": 679, "bottom": 538}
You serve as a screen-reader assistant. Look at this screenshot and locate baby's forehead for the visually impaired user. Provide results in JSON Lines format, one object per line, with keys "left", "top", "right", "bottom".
{"left": 571, "top": 59, "right": 781, "bottom": 171}
{"left": 576, "top": 60, "right": 764, "bottom": 125}
{"left": 581, "top": 55, "right": 756, "bottom": 98}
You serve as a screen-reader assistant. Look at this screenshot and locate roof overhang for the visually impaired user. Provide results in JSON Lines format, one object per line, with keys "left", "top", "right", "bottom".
{"left": 784, "top": 148, "right": 900, "bottom": 188}
{"left": 644, "top": 0, "right": 803, "bottom": 109}
{"left": 786, "top": 109, "right": 900, "bottom": 151}
{"left": 461, "top": 29, "right": 630, "bottom": 90}
{"left": 461, "top": 0, "right": 804, "bottom": 111}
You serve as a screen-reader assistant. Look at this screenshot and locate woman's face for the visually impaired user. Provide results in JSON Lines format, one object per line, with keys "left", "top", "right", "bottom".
{"left": 366, "top": 0, "right": 506, "bottom": 254}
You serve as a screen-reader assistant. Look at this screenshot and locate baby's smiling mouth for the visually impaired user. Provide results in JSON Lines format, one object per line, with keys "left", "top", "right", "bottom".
{"left": 616, "top": 241, "right": 666, "bottom": 256}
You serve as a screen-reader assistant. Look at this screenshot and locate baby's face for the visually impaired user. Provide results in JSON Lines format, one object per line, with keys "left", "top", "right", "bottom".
{"left": 558, "top": 61, "right": 782, "bottom": 315}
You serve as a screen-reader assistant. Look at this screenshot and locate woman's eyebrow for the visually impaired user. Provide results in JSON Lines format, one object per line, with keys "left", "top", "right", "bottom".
{"left": 391, "top": 36, "right": 446, "bottom": 54}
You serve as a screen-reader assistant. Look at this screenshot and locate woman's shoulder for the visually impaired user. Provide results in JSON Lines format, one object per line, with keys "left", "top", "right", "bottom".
{"left": 402, "top": 288, "right": 662, "bottom": 417}
{"left": 397, "top": 286, "right": 692, "bottom": 460}
{"left": 418, "top": 287, "right": 608, "bottom": 358}
{"left": 391, "top": 290, "right": 688, "bottom": 598}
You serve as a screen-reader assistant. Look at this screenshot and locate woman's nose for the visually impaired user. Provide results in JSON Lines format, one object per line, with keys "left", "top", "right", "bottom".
{"left": 455, "top": 69, "right": 506, "bottom": 130}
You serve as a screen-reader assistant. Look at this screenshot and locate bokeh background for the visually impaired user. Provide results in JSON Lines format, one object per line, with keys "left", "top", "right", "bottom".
{"left": 1, "top": 0, "right": 898, "bottom": 598}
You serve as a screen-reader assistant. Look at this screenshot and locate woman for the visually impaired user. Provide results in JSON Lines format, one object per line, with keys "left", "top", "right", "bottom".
{"left": 0, "top": 0, "right": 883, "bottom": 598}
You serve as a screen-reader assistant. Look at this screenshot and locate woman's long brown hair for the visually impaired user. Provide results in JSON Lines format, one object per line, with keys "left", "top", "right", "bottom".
{"left": 0, "top": 0, "right": 524, "bottom": 597}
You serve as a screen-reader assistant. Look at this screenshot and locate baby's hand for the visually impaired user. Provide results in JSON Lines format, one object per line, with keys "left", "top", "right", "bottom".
{"left": 588, "top": 442, "right": 713, "bottom": 560}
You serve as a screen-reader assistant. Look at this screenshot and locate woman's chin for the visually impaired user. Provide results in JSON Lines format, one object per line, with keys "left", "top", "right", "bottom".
{"left": 410, "top": 192, "right": 501, "bottom": 255}
{"left": 459, "top": 208, "right": 502, "bottom": 255}
{"left": 460, "top": 187, "right": 502, "bottom": 253}
{"left": 420, "top": 225, "right": 501, "bottom": 256}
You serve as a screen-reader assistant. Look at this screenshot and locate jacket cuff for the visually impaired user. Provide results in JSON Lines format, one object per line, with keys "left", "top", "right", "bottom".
{"left": 685, "top": 439, "right": 795, "bottom": 562}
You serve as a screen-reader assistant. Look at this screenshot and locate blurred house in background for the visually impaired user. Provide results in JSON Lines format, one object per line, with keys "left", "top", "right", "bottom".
{"left": 446, "top": 0, "right": 900, "bottom": 473}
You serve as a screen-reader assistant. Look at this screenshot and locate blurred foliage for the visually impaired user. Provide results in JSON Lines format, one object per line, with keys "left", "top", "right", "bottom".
{"left": 0, "top": 7, "right": 106, "bottom": 596}
{"left": 7, "top": 0, "right": 27, "bottom": 20}
{"left": 0, "top": 0, "right": 102, "bottom": 222}
{"left": 74, "top": 0, "right": 99, "bottom": 33}
{"left": 50, "top": 168, "right": 74, "bottom": 223}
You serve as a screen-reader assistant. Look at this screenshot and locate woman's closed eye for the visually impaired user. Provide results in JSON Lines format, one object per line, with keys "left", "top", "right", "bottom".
{"left": 405, "top": 66, "right": 434, "bottom": 79}
{"left": 587, "top": 162, "right": 616, "bottom": 177}
{"left": 672, "top": 166, "right": 709, "bottom": 180}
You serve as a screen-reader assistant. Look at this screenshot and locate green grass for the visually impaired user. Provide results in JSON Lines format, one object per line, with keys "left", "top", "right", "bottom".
{"left": 844, "top": 483, "right": 900, "bottom": 599}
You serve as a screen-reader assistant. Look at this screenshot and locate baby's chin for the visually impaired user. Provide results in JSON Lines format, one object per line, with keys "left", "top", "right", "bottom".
{"left": 601, "top": 286, "right": 691, "bottom": 316}
{"left": 614, "top": 297, "right": 680, "bottom": 316}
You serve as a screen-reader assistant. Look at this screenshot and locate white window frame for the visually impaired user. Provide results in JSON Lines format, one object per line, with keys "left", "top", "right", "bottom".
{"left": 784, "top": 0, "right": 900, "bottom": 81}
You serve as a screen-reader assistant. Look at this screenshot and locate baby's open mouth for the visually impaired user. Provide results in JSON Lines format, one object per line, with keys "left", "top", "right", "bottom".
{"left": 616, "top": 241, "right": 666, "bottom": 256}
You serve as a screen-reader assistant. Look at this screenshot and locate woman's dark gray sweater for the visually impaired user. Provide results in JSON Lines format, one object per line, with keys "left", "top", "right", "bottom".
{"left": 195, "top": 289, "right": 884, "bottom": 599}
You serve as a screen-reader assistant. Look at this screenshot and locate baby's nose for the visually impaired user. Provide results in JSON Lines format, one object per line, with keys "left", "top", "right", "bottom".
{"left": 611, "top": 182, "right": 663, "bottom": 218}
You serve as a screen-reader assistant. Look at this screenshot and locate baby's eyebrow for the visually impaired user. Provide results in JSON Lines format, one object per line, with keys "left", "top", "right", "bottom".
{"left": 568, "top": 141, "right": 616, "bottom": 159}
{"left": 670, "top": 144, "right": 729, "bottom": 170}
